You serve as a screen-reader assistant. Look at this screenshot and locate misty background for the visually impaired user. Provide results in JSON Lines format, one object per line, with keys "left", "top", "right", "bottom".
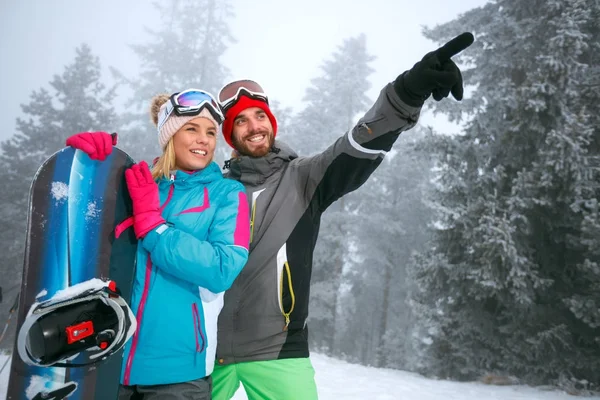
{"left": 1, "top": 0, "right": 599, "bottom": 396}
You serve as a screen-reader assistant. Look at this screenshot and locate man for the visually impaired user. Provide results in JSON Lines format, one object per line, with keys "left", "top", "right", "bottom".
{"left": 212, "top": 33, "right": 474, "bottom": 400}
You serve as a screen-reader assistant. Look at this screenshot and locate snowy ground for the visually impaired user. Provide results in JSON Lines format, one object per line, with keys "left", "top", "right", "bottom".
{"left": 1, "top": 352, "right": 597, "bottom": 400}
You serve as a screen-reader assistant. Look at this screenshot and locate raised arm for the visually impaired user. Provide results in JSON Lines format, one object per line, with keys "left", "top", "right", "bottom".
{"left": 293, "top": 32, "right": 474, "bottom": 211}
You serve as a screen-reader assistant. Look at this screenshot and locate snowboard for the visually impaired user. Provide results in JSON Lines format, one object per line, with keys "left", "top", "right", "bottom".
{"left": 6, "top": 146, "right": 137, "bottom": 400}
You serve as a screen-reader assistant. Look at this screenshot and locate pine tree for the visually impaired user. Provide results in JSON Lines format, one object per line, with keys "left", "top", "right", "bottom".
{"left": 113, "top": 0, "right": 235, "bottom": 163}
{"left": 288, "top": 34, "right": 375, "bottom": 353}
{"left": 336, "top": 129, "right": 434, "bottom": 369}
{"left": 0, "top": 44, "right": 117, "bottom": 349}
{"left": 409, "top": 0, "right": 600, "bottom": 389}
{"left": 288, "top": 34, "right": 375, "bottom": 156}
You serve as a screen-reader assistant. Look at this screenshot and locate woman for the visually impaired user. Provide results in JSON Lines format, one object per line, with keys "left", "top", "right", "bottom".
{"left": 67, "top": 89, "right": 250, "bottom": 399}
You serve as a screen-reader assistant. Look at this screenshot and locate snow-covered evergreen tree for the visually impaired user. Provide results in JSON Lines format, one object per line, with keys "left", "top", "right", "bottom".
{"left": 410, "top": 0, "right": 600, "bottom": 389}
{"left": 337, "top": 130, "right": 434, "bottom": 369}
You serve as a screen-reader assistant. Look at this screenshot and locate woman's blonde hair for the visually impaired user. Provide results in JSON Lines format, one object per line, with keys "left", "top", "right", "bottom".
{"left": 151, "top": 139, "right": 176, "bottom": 181}
{"left": 149, "top": 93, "right": 175, "bottom": 180}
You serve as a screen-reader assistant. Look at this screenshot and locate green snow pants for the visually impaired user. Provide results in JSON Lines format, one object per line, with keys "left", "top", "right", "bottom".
{"left": 211, "top": 357, "right": 318, "bottom": 400}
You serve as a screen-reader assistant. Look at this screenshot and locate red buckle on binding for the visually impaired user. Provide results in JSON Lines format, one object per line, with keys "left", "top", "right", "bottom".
{"left": 66, "top": 321, "right": 95, "bottom": 344}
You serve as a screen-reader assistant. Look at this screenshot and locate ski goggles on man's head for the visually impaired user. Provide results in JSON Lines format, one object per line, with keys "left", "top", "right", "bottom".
{"left": 157, "top": 89, "right": 224, "bottom": 132}
{"left": 217, "top": 79, "right": 269, "bottom": 114}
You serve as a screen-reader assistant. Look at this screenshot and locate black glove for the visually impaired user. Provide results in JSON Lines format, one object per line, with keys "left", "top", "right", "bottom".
{"left": 394, "top": 32, "right": 474, "bottom": 107}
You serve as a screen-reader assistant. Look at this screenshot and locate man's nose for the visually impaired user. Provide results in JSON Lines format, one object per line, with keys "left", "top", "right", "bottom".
{"left": 247, "top": 117, "right": 260, "bottom": 131}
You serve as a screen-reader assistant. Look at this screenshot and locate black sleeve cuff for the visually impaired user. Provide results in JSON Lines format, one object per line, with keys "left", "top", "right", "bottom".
{"left": 393, "top": 72, "right": 427, "bottom": 108}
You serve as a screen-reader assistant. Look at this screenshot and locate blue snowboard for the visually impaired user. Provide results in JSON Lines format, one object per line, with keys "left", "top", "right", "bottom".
{"left": 6, "top": 147, "right": 137, "bottom": 400}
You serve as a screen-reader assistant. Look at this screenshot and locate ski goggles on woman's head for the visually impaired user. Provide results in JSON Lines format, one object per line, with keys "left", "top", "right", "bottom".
{"left": 157, "top": 89, "right": 224, "bottom": 132}
{"left": 217, "top": 79, "right": 269, "bottom": 114}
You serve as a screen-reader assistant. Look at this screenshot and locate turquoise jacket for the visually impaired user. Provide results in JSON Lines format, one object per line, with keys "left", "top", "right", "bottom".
{"left": 120, "top": 161, "right": 249, "bottom": 386}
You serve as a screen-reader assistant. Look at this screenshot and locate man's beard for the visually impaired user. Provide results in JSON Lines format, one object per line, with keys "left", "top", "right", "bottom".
{"left": 232, "top": 130, "right": 275, "bottom": 158}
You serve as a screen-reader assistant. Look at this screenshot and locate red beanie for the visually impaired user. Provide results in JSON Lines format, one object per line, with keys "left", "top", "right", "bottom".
{"left": 221, "top": 96, "right": 278, "bottom": 149}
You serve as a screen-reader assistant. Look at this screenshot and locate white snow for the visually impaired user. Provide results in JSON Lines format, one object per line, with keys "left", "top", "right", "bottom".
{"left": 0, "top": 353, "right": 11, "bottom": 398}
{"left": 85, "top": 201, "right": 100, "bottom": 221}
{"left": 50, "top": 182, "right": 68, "bottom": 202}
{"left": 1, "top": 352, "right": 597, "bottom": 399}
{"left": 25, "top": 372, "right": 67, "bottom": 400}
{"left": 36, "top": 278, "right": 107, "bottom": 303}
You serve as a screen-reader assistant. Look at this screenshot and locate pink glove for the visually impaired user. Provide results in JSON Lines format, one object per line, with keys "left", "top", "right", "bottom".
{"left": 124, "top": 161, "right": 166, "bottom": 239}
{"left": 65, "top": 132, "right": 117, "bottom": 161}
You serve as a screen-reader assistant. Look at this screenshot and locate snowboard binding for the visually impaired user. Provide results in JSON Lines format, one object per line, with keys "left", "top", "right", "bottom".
{"left": 17, "top": 279, "right": 137, "bottom": 368}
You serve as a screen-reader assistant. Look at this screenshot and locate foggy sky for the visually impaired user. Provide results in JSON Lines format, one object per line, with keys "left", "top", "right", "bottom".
{"left": 0, "top": 0, "right": 488, "bottom": 142}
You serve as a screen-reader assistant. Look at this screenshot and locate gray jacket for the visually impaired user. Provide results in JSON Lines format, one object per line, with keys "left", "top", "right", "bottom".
{"left": 216, "top": 83, "right": 421, "bottom": 365}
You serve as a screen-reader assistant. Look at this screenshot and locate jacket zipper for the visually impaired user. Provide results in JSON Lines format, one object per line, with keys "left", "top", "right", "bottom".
{"left": 280, "top": 261, "right": 296, "bottom": 331}
{"left": 192, "top": 303, "right": 206, "bottom": 353}
{"left": 123, "top": 182, "right": 174, "bottom": 385}
{"left": 123, "top": 257, "right": 152, "bottom": 385}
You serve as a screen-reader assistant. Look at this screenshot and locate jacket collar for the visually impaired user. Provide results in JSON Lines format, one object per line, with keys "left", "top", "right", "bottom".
{"left": 158, "top": 161, "right": 222, "bottom": 188}
{"left": 225, "top": 140, "right": 298, "bottom": 186}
